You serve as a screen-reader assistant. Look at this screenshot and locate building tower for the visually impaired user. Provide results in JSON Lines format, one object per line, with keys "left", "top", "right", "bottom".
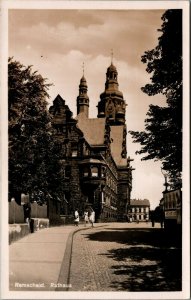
{"left": 97, "top": 58, "right": 132, "bottom": 217}
{"left": 77, "top": 64, "right": 89, "bottom": 118}
{"left": 97, "top": 61, "right": 126, "bottom": 125}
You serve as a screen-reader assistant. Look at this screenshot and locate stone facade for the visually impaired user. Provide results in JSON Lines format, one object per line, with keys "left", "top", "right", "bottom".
{"left": 49, "top": 63, "right": 134, "bottom": 222}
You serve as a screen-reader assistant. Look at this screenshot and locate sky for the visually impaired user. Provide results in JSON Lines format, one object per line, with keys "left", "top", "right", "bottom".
{"left": 8, "top": 7, "right": 167, "bottom": 210}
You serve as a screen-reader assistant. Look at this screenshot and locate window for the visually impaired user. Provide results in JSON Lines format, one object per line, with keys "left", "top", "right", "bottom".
{"left": 101, "top": 192, "right": 105, "bottom": 203}
{"left": 72, "top": 150, "right": 77, "bottom": 157}
{"left": 83, "top": 167, "right": 89, "bottom": 177}
{"left": 91, "top": 166, "right": 98, "bottom": 177}
{"left": 71, "top": 143, "right": 78, "bottom": 157}
{"left": 101, "top": 167, "right": 106, "bottom": 178}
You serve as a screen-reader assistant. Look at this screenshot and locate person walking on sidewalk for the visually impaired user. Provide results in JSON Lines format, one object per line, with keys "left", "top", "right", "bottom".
{"left": 89, "top": 209, "right": 95, "bottom": 228}
{"left": 83, "top": 210, "right": 89, "bottom": 226}
{"left": 150, "top": 211, "right": 155, "bottom": 227}
{"left": 74, "top": 210, "right": 79, "bottom": 226}
{"left": 159, "top": 207, "right": 165, "bottom": 228}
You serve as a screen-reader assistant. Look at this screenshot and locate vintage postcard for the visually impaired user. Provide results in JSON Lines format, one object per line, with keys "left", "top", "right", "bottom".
{"left": 0, "top": 0, "right": 190, "bottom": 299}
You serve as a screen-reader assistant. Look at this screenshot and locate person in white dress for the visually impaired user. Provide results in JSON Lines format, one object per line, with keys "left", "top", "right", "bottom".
{"left": 74, "top": 210, "right": 79, "bottom": 226}
{"left": 84, "top": 211, "right": 89, "bottom": 226}
{"left": 89, "top": 210, "right": 95, "bottom": 227}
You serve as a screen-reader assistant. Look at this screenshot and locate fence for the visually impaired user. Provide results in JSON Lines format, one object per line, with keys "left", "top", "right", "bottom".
{"left": 9, "top": 199, "right": 47, "bottom": 224}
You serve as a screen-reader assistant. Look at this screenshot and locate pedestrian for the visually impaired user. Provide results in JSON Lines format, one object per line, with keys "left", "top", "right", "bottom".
{"left": 23, "top": 202, "right": 31, "bottom": 224}
{"left": 160, "top": 208, "right": 165, "bottom": 228}
{"left": 74, "top": 209, "right": 79, "bottom": 226}
{"left": 89, "top": 209, "right": 95, "bottom": 228}
{"left": 83, "top": 210, "right": 89, "bottom": 226}
{"left": 150, "top": 211, "right": 155, "bottom": 227}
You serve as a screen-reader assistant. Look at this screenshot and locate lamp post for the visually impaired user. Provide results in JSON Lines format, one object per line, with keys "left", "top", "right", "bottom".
{"left": 161, "top": 168, "right": 169, "bottom": 192}
{"left": 11, "top": 197, "right": 15, "bottom": 224}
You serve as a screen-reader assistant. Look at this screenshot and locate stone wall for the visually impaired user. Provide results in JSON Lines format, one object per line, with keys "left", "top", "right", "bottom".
{"left": 9, "top": 224, "right": 30, "bottom": 244}
{"left": 9, "top": 218, "right": 49, "bottom": 244}
{"left": 9, "top": 200, "right": 24, "bottom": 224}
{"left": 31, "top": 202, "right": 47, "bottom": 218}
{"left": 9, "top": 200, "right": 47, "bottom": 224}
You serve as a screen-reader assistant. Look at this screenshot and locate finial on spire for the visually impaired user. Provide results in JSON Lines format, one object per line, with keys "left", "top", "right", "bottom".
{"left": 111, "top": 49, "right": 113, "bottom": 64}
{"left": 82, "top": 62, "right": 85, "bottom": 76}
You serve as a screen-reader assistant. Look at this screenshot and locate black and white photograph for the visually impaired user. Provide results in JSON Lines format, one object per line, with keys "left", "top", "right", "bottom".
{"left": 0, "top": 0, "right": 190, "bottom": 299}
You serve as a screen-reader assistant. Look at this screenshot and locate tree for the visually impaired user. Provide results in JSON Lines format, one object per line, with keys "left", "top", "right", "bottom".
{"left": 8, "top": 58, "right": 64, "bottom": 203}
{"left": 129, "top": 9, "right": 182, "bottom": 188}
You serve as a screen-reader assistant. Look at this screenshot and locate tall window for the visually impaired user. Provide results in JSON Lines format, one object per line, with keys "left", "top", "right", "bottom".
{"left": 71, "top": 143, "right": 78, "bottom": 157}
{"left": 83, "top": 167, "right": 89, "bottom": 177}
{"left": 101, "top": 166, "right": 106, "bottom": 178}
{"left": 91, "top": 166, "right": 98, "bottom": 177}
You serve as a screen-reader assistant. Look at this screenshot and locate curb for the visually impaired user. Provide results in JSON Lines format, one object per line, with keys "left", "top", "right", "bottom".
{"left": 56, "top": 224, "right": 108, "bottom": 291}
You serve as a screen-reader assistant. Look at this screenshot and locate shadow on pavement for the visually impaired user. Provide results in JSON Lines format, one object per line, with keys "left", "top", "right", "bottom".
{"left": 83, "top": 227, "right": 182, "bottom": 291}
{"left": 83, "top": 227, "right": 181, "bottom": 247}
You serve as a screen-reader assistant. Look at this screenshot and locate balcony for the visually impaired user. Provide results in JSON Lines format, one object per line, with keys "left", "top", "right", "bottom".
{"left": 79, "top": 158, "right": 106, "bottom": 188}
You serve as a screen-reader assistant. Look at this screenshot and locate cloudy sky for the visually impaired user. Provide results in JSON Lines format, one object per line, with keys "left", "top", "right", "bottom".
{"left": 9, "top": 6, "right": 168, "bottom": 209}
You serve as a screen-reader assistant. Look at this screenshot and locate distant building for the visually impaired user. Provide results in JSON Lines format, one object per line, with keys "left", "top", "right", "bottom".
{"left": 128, "top": 199, "right": 150, "bottom": 222}
{"left": 49, "top": 62, "right": 134, "bottom": 222}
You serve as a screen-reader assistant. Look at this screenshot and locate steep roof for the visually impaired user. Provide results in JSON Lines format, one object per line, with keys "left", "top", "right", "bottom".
{"left": 130, "top": 199, "right": 150, "bottom": 206}
{"left": 76, "top": 113, "right": 106, "bottom": 146}
{"left": 110, "top": 126, "right": 127, "bottom": 167}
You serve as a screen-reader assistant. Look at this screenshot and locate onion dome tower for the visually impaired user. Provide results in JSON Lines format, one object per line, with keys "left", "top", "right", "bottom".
{"left": 97, "top": 59, "right": 126, "bottom": 125}
{"left": 77, "top": 64, "right": 89, "bottom": 118}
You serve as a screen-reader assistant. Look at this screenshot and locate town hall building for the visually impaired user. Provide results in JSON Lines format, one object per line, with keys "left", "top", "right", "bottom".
{"left": 49, "top": 61, "right": 134, "bottom": 222}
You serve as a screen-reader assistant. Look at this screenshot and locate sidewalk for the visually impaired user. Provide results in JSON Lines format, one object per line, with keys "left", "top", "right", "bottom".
{"left": 9, "top": 223, "right": 106, "bottom": 291}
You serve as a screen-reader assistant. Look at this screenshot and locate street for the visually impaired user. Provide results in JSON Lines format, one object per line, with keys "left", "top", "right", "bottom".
{"left": 69, "top": 222, "right": 182, "bottom": 291}
{"left": 9, "top": 222, "right": 182, "bottom": 292}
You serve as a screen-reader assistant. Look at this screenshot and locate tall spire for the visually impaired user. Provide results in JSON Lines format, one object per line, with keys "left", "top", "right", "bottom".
{"left": 77, "top": 63, "right": 89, "bottom": 117}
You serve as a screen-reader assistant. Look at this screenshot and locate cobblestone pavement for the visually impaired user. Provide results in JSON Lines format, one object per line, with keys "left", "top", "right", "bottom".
{"left": 69, "top": 222, "right": 182, "bottom": 292}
